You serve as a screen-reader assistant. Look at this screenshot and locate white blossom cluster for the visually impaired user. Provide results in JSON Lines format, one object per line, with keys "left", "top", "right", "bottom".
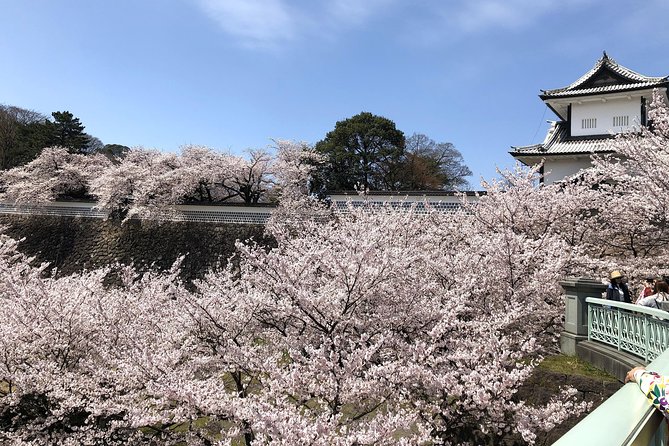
{"left": 1, "top": 177, "right": 592, "bottom": 445}
{"left": 0, "top": 141, "right": 320, "bottom": 222}
{"left": 3, "top": 93, "right": 669, "bottom": 444}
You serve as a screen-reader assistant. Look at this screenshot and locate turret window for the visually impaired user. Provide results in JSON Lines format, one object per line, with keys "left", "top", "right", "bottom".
{"left": 581, "top": 118, "right": 597, "bottom": 129}
{"left": 613, "top": 115, "right": 629, "bottom": 127}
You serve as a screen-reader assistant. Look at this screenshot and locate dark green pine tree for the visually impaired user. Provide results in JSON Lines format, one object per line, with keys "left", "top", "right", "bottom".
{"left": 47, "top": 111, "right": 89, "bottom": 154}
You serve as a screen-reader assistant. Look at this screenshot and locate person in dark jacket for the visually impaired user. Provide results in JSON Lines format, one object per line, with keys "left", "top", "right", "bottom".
{"left": 606, "top": 270, "right": 631, "bottom": 303}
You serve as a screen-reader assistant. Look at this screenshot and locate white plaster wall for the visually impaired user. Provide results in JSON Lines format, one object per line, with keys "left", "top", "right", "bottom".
{"left": 543, "top": 158, "right": 594, "bottom": 185}
{"left": 571, "top": 97, "right": 641, "bottom": 136}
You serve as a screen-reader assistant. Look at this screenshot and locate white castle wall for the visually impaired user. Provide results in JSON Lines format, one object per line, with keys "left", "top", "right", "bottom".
{"left": 571, "top": 96, "right": 642, "bottom": 137}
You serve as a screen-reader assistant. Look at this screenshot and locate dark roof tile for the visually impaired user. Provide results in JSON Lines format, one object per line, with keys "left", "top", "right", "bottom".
{"left": 511, "top": 121, "right": 616, "bottom": 156}
{"left": 541, "top": 53, "right": 668, "bottom": 98}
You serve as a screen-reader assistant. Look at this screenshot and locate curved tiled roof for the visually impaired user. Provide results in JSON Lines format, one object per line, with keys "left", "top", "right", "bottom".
{"left": 510, "top": 121, "right": 616, "bottom": 156}
{"left": 541, "top": 52, "right": 668, "bottom": 98}
{"left": 545, "top": 81, "right": 666, "bottom": 98}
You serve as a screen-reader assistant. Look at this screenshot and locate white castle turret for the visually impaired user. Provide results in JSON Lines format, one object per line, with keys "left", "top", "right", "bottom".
{"left": 511, "top": 52, "right": 669, "bottom": 184}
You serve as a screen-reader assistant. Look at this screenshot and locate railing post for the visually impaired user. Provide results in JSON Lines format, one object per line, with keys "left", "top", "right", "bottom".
{"left": 560, "top": 277, "right": 607, "bottom": 355}
{"left": 588, "top": 303, "right": 592, "bottom": 342}
{"left": 644, "top": 315, "right": 650, "bottom": 363}
{"left": 617, "top": 307, "right": 622, "bottom": 351}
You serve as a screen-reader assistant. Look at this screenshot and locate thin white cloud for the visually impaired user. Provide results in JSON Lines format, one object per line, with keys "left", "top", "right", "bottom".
{"left": 194, "top": 0, "right": 400, "bottom": 50}
{"left": 196, "top": 0, "right": 297, "bottom": 49}
{"left": 194, "top": 0, "right": 599, "bottom": 50}
{"left": 448, "top": 0, "right": 596, "bottom": 33}
{"left": 403, "top": 0, "right": 598, "bottom": 47}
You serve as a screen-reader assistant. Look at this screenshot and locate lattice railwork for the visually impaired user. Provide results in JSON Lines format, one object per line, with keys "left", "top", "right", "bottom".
{"left": 589, "top": 305, "right": 620, "bottom": 347}
{"left": 587, "top": 298, "right": 669, "bottom": 362}
{"left": 619, "top": 312, "right": 647, "bottom": 358}
{"left": 0, "top": 199, "right": 463, "bottom": 223}
{"left": 647, "top": 323, "right": 669, "bottom": 360}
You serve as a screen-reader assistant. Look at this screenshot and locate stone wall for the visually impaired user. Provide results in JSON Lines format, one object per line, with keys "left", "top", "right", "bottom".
{"left": 0, "top": 215, "right": 272, "bottom": 282}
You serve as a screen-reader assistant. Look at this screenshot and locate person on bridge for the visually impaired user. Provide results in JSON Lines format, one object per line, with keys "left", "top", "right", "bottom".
{"left": 606, "top": 270, "right": 631, "bottom": 303}
{"left": 626, "top": 366, "right": 669, "bottom": 418}
{"left": 636, "top": 276, "right": 656, "bottom": 303}
{"left": 637, "top": 280, "right": 669, "bottom": 309}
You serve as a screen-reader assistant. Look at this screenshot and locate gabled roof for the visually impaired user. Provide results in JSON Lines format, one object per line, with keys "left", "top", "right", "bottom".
{"left": 540, "top": 52, "right": 669, "bottom": 99}
{"left": 510, "top": 121, "right": 615, "bottom": 162}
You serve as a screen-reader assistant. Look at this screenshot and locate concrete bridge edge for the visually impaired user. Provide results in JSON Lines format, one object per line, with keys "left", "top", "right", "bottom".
{"left": 575, "top": 340, "right": 646, "bottom": 382}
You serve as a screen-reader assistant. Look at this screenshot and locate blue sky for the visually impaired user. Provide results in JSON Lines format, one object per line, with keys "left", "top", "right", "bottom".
{"left": 1, "top": 0, "right": 668, "bottom": 187}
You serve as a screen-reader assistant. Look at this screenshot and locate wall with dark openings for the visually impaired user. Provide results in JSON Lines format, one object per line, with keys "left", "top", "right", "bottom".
{"left": 0, "top": 215, "right": 273, "bottom": 282}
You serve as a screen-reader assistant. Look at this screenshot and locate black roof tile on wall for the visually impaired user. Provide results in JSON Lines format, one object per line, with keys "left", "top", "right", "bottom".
{"left": 510, "top": 121, "right": 616, "bottom": 156}
{"left": 540, "top": 52, "right": 669, "bottom": 99}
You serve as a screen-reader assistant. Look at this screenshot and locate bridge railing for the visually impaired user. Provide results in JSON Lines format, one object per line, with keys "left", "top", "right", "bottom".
{"left": 587, "top": 297, "right": 669, "bottom": 362}
{"left": 555, "top": 281, "right": 669, "bottom": 445}
{"left": 553, "top": 346, "right": 669, "bottom": 446}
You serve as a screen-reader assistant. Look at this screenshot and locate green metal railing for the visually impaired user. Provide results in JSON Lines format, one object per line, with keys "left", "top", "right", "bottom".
{"left": 587, "top": 297, "right": 669, "bottom": 362}
{"left": 554, "top": 299, "right": 669, "bottom": 445}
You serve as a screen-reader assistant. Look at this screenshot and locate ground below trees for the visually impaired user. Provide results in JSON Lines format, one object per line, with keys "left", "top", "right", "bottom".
{"left": 514, "top": 355, "right": 622, "bottom": 445}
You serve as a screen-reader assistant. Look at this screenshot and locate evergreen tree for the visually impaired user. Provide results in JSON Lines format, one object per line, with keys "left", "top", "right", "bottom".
{"left": 315, "top": 112, "right": 406, "bottom": 191}
{"left": 47, "top": 111, "right": 89, "bottom": 154}
{"left": 99, "top": 144, "right": 130, "bottom": 162}
{"left": 314, "top": 114, "right": 472, "bottom": 191}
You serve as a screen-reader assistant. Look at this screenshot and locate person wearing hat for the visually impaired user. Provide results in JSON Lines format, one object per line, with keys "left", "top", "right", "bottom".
{"left": 606, "top": 270, "right": 631, "bottom": 303}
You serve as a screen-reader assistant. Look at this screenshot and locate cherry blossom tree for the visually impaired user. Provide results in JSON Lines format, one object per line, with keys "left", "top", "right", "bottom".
{"left": 221, "top": 149, "right": 273, "bottom": 205}
{"left": 14, "top": 104, "right": 669, "bottom": 444}
{"left": 0, "top": 145, "right": 288, "bottom": 221}
{"left": 177, "top": 145, "right": 240, "bottom": 203}
{"left": 0, "top": 235, "right": 138, "bottom": 444}
{"left": 0, "top": 189, "right": 591, "bottom": 445}
{"left": 0, "top": 147, "right": 111, "bottom": 203}
{"left": 266, "top": 139, "right": 330, "bottom": 232}
{"left": 563, "top": 90, "right": 669, "bottom": 280}
{"left": 91, "top": 144, "right": 317, "bottom": 221}
{"left": 165, "top": 188, "right": 589, "bottom": 444}
{"left": 90, "top": 147, "right": 179, "bottom": 219}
